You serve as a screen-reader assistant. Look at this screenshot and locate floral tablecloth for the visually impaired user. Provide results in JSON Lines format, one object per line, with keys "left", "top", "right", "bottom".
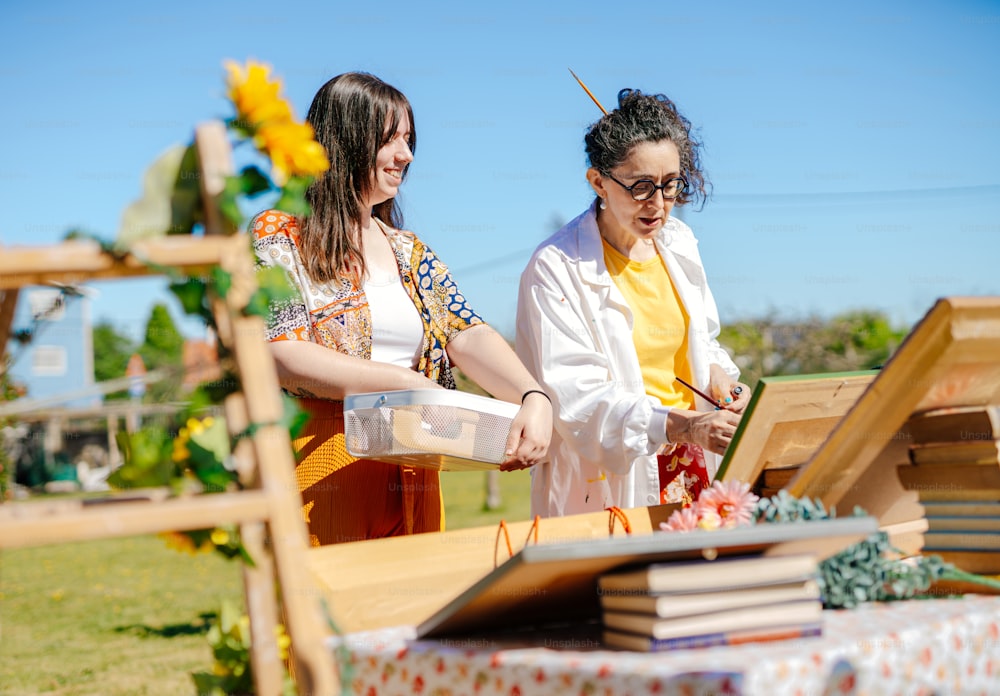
{"left": 330, "top": 595, "right": 1000, "bottom": 695}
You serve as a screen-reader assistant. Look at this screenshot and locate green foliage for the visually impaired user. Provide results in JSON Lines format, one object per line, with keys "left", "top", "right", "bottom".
{"left": 191, "top": 599, "right": 255, "bottom": 695}
{"left": 719, "top": 310, "right": 908, "bottom": 390}
{"left": 245, "top": 264, "right": 299, "bottom": 320}
{"left": 92, "top": 321, "right": 137, "bottom": 400}
{"left": 272, "top": 174, "right": 313, "bottom": 218}
{"left": 107, "top": 426, "right": 175, "bottom": 491}
{"left": 755, "top": 491, "right": 1000, "bottom": 608}
{"left": 138, "top": 303, "right": 185, "bottom": 402}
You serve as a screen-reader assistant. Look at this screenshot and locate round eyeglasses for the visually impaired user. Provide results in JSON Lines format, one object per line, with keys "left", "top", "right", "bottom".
{"left": 607, "top": 174, "right": 689, "bottom": 201}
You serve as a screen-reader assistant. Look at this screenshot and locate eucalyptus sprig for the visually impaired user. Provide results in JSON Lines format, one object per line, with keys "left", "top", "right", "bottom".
{"left": 755, "top": 490, "right": 1000, "bottom": 609}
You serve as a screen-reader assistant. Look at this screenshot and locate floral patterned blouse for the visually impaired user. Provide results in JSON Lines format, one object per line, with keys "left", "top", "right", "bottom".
{"left": 250, "top": 210, "right": 484, "bottom": 389}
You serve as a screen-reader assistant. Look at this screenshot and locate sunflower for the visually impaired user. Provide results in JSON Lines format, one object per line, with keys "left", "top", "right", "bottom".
{"left": 224, "top": 60, "right": 292, "bottom": 130}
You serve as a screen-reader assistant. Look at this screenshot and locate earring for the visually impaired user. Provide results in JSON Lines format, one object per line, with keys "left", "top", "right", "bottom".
{"left": 599, "top": 198, "right": 607, "bottom": 210}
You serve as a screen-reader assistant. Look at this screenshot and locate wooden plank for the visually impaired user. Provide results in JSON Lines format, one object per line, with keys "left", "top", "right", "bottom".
{"left": 0, "top": 491, "right": 272, "bottom": 549}
{"left": 240, "top": 521, "right": 284, "bottom": 696}
{"left": 0, "top": 288, "right": 18, "bottom": 360}
{"left": 220, "top": 235, "right": 339, "bottom": 694}
{"left": 194, "top": 121, "right": 236, "bottom": 237}
{"left": 0, "top": 236, "right": 233, "bottom": 289}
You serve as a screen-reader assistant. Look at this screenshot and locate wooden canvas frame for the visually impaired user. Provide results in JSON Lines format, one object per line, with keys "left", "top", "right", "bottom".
{"left": 716, "top": 370, "right": 878, "bottom": 489}
{"left": 789, "top": 297, "right": 1000, "bottom": 528}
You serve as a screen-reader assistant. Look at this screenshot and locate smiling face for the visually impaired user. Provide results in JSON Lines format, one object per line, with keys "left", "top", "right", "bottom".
{"left": 363, "top": 110, "right": 414, "bottom": 210}
{"left": 587, "top": 139, "right": 681, "bottom": 257}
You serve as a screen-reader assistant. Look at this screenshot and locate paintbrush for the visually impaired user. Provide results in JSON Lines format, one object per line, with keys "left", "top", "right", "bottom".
{"left": 568, "top": 68, "right": 608, "bottom": 115}
{"left": 675, "top": 376, "right": 722, "bottom": 409}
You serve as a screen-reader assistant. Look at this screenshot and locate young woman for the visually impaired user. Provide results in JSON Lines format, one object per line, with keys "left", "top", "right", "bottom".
{"left": 516, "top": 88, "right": 749, "bottom": 518}
{"left": 253, "top": 72, "right": 551, "bottom": 545}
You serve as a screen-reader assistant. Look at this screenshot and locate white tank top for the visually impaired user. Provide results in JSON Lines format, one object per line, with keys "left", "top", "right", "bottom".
{"left": 365, "top": 275, "right": 423, "bottom": 369}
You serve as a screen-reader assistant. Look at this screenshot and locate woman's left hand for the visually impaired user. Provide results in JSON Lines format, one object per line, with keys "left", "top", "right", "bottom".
{"left": 500, "top": 391, "right": 553, "bottom": 471}
{"left": 709, "top": 364, "right": 752, "bottom": 415}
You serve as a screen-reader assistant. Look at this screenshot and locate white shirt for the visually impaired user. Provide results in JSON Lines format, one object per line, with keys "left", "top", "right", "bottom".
{"left": 515, "top": 202, "right": 739, "bottom": 518}
{"left": 365, "top": 275, "right": 423, "bottom": 369}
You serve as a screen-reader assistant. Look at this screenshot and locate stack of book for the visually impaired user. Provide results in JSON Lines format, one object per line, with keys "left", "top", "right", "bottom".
{"left": 898, "top": 405, "right": 1000, "bottom": 574}
{"left": 755, "top": 466, "right": 803, "bottom": 499}
{"left": 597, "top": 554, "right": 823, "bottom": 652}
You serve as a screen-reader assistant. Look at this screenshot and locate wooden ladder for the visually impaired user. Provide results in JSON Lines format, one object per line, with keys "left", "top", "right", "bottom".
{"left": 0, "top": 122, "right": 338, "bottom": 695}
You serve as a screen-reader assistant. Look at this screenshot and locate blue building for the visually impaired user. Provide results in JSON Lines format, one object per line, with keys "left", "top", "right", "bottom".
{"left": 6, "top": 287, "right": 97, "bottom": 409}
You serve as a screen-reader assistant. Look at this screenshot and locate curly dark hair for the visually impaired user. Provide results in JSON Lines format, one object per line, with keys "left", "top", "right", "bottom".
{"left": 584, "top": 89, "right": 709, "bottom": 209}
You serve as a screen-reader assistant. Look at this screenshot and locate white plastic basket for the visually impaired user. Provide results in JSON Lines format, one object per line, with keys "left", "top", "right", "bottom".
{"left": 343, "top": 389, "right": 520, "bottom": 471}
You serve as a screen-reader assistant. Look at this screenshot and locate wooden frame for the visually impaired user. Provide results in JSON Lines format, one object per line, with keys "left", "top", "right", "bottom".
{"left": 789, "top": 297, "right": 1000, "bottom": 540}
{"left": 716, "top": 370, "right": 878, "bottom": 491}
{"left": 0, "top": 123, "right": 338, "bottom": 695}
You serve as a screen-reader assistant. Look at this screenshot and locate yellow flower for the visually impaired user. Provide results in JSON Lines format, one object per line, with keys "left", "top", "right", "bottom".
{"left": 255, "top": 120, "right": 330, "bottom": 185}
{"left": 224, "top": 60, "right": 292, "bottom": 129}
{"left": 159, "top": 531, "right": 198, "bottom": 555}
{"left": 210, "top": 527, "right": 230, "bottom": 546}
{"left": 275, "top": 624, "right": 292, "bottom": 661}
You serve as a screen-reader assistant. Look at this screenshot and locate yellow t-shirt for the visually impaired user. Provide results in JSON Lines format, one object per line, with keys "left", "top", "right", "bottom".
{"left": 603, "top": 240, "right": 695, "bottom": 410}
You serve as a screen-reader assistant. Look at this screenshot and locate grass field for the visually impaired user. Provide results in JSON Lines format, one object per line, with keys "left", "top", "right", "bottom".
{"left": 0, "top": 469, "right": 531, "bottom": 695}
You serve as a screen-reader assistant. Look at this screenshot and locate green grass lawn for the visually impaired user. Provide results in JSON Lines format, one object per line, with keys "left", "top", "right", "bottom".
{"left": 0, "top": 470, "right": 531, "bottom": 695}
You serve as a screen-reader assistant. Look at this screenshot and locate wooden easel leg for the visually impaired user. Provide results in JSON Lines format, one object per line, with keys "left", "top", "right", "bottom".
{"left": 241, "top": 521, "right": 284, "bottom": 696}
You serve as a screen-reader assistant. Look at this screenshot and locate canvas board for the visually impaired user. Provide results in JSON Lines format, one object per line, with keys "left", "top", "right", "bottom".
{"left": 416, "top": 516, "right": 877, "bottom": 638}
{"left": 715, "top": 370, "right": 878, "bottom": 488}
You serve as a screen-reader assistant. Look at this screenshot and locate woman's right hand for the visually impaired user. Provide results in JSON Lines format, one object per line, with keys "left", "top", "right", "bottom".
{"left": 666, "top": 408, "right": 742, "bottom": 456}
{"left": 499, "top": 391, "right": 553, "bottom": 471}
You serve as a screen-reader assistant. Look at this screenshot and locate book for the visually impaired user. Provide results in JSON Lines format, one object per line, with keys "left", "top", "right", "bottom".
{"left": 922, "top": 501, "right": 1000, "bottom": 517}
{"left": 906, "top": 405, "right": 1000, "bottom": 445}
{"left": 908, "top": 487, "right": 1000, "bottom": 502}
{"left": 602, "top": 599, "right": 822, "bottom": 640}
{"left": 599, "top": 579, "right": 820, "bottom": 618}
{"left": 923, "top": 531, "right": 1000, "bottom": 551}
{"left": 909, "top": 440, "right": 1000, "bottom": 465}
{"left": 761, "top": 466, "right": 802, "bottom": 489}
{"left": 926, "top": 516, "right": 1000, "bottom": 533}
{"left": 896, "top": 463, "right": 1000, "bottom": 492}
{"left": 602, "top": 622, "right": 823, "bottom": 652}
{"left": 597, "top": 554, "right": 818, "bottom": 596}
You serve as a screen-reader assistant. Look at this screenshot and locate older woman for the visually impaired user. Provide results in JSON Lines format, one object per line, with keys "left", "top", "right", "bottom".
{"left": 253, "top": 72, "right": 551, "bottom": 545}
{"left": 515, "top": 88, "right": 749, "bottom": 518}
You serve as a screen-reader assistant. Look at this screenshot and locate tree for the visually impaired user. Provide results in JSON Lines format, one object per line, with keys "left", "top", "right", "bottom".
{"left": 719, "top": 310, "right": 909, "bottom": 391}
{"left": 92, "top": 321, "right": 137, "bottom": 400}
{"left": 138, "top": 303, "right": 185, "bottom": 402}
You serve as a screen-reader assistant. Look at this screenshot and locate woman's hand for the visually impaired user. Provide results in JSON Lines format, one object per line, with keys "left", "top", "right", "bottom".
{"left": 708, "top": 363, "right": 751, "bottom": 415}
{"left": 666, "top": 408, "right": 741, "bottom": 456}
{"left": 499, "top": 391, "right": 553, "bottom": 471}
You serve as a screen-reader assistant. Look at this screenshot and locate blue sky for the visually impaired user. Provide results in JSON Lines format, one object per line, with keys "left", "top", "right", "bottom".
{"left": 2, "top": 0, "right": 998, "bottom": 341}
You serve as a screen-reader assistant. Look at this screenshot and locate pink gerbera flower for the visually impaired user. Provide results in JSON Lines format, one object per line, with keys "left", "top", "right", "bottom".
{"left": 659, "top": 506, "right": 700, "bottom": 532}
{"left": 697, "top": 480, "right": 759, "bottom": 529}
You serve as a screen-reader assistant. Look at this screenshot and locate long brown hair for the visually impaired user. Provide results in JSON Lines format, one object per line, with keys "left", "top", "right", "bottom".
{"left": 301, "top": 72, "right": 416, "bottom": 284}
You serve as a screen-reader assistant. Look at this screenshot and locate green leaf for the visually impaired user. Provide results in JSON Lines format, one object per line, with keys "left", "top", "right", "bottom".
{"left": 236, "top": 164, "right": 272, "bottom": 197}
{"left": 220, "top": 176, "right": 246, "bottom": 230}
{"left": 169, "top": 278, "right": 208, "bottom": 318}
{"left": 273, "top": 175, "right": 313, "bottom": 218}
{"left": 115, "top": 144, "right": 189, "bottom": 251}
{"left": 210, "top": 267, "right": 233, "bottom": 299}
{"left": 282, "top": 395, "right": 311, "bottom": 440}
{"left": 170, "top": 144, "right": 204, "bottom": 236}
{"left": 107, "top": 427, "right": 175, "bottom": 490}
{"left": 245, "top": 264, "right": 297, "bottom": 319}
